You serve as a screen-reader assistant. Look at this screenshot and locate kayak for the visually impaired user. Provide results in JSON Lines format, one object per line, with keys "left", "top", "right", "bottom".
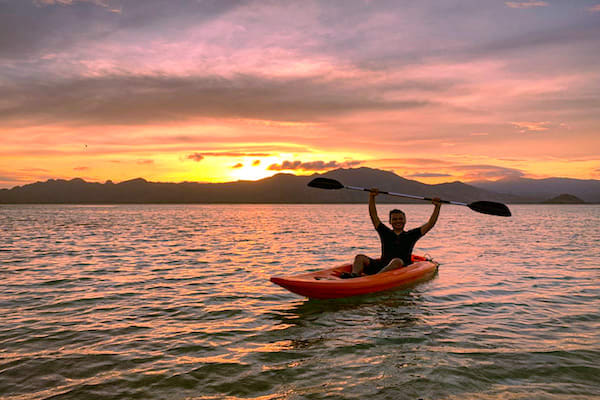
{"left": 270, "top": 255, "right": 439, "bottom": 299}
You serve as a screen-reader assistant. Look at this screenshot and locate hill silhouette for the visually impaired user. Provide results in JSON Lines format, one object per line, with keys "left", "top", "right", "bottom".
{"left": 0, "top": 167, "right": 529, "bottom": 204}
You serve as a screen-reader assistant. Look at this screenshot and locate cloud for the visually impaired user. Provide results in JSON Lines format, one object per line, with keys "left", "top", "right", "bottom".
{"left": 590, "top": 5, "right": 600, "bottom": 13}
{"left": 0, "top": 176, "right": 24, "bottom": 183}
{"left": 511, "top": 121, "right": 551, "bottom": 132}
{"left": 407, "top": 173, "right": 453, "bottom": 178}
{"left": 187, "top": 153, "right": 204, "bottom": 162}
{"left": 0, "top": 1, "right": 239, "bottom": 61}
{"left": 232, "top": 163, "right": 243, "bottom": 169}
{"left": 18, "top": 168, "right": 50, "bottom": 173}
{"left": 252, "top": 160, "right": 261, "bottom": 166}
{"left": 0, "top": 74, "right": 431, "bottom": 126}
{"left": 450, "top": 165, "right": 525, "bottom": 181}
{"left": 34, "top": 0, "right": 118, "bottom": 10}
{"left": 456, "top": 21, "right": 600, "bottom": 68}
{"left": 268, "top": 160, "right": 363, "bottom": 171}
{"left": 185, "top": 151, "right": 271, "bottom": 163}
{"left": 505, "top": 1, "right": 548, "bottom": 9}
{"left": 375, "top": 158, "right": 453, "bottom": 166}
{"left": 200, "top": 152, "right": 271, "bottom": 157}
{"left": 137, "top": 159, "right": 154, "bottom": 165}
{"left": 0, "top": 168, "right": 53, "bottom": 187}
{"left": 74, "top": 166, "right": 89, "bottom": 171}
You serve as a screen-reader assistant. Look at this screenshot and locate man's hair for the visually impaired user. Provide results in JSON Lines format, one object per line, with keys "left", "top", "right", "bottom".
{"left": 389, "top": 209, "right": 405, "bottom": 220}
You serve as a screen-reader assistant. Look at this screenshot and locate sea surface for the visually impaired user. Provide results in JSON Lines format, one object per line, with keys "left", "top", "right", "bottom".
{"left": 1, "top": 204, "right": 599, "bottom": 400}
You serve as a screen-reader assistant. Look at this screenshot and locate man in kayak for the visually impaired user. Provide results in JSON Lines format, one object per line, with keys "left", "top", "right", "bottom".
{"left": 341, "top": 189, "right": 442, "bottom": 278}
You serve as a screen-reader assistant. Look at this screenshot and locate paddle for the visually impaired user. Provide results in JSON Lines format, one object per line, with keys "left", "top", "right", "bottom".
{"left": 307, "top": 177, "right": 512, "bottom": 217}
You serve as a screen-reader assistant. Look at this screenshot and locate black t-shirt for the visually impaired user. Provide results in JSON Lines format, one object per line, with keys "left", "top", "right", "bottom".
{"left": 376, "top": 223, "right": 423, "bottom": 266}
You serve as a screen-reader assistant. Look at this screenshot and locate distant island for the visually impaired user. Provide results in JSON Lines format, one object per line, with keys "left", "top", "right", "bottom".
{"left": 543, "top": 194, "right": 585, "bottom": 204}
{"left": 471, "top": 176, "right": 600, "bottom": 203}
{"left": 0, "top": 167, "right": 598, "bottom": 204}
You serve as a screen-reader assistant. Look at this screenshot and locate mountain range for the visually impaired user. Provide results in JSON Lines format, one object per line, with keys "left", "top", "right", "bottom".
{"left": 471, "top": 177, "right": 600, "bottom": 203}
{"left": 0, "top": 168, "right": 598, "bottom": 204}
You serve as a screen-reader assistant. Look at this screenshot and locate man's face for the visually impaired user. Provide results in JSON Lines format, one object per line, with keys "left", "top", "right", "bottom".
{"left": 389, "top": 212, "right": 406, "bottom": 230}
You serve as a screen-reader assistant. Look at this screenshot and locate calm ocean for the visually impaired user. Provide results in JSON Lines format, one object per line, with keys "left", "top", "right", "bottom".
{"left": 1, "top": 204, "right": 599, "bottom": 400}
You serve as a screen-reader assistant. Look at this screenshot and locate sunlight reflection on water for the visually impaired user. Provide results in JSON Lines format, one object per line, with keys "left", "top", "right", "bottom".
{"left": 1, "top": 204, "right": 599, "bottom": 399}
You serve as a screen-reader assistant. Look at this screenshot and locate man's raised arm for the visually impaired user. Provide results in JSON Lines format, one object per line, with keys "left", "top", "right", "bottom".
{"left": 369, "top": 189, "right": 381, "bottom": 229}
{"left": 420, "top": 197, "right": 442, "bottom": 235}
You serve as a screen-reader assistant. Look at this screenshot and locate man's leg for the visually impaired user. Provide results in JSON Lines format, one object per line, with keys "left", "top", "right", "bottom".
{"left": 377, "top": 258, "right": 404, "bottom": 274}
{"left": 352, "top": 254, "right": 371, "bottom": 275}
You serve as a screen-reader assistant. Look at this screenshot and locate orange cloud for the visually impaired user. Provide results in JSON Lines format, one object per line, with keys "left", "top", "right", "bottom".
{"left": 511, "top": 121, "right": 551, "bottom": 132}
{"left": 200, "top": 152, "right": 271, "bottom": 157}
{"left": 268, "top": 160, "right": 363, "bottom": 171}
{"left": 187, "top": 153, "right": 204, "bottom": 162}
{"left": 375, "top": 158, "right": 453, "bottom": 166}
{"left": 407, "top": 173, "right": 453, "bottom": 178}
{"left": 185, "top": 151, "right": 271, "bottom": 163}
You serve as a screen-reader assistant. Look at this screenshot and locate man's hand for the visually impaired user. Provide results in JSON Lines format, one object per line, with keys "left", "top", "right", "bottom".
{"left": 369, "top": 188, "right": 380, "bottom": 196}
{"left": 432, "top": 197, "right": 442, "bottom": 206}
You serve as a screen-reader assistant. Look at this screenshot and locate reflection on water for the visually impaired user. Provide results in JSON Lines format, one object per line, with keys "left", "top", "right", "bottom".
{"left": 1, "top": 204, "right": 599, "bottom": 399}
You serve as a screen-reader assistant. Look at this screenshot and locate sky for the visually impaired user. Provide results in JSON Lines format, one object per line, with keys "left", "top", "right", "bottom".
{"left": 1, "top": 0, "right": 599, "bottom": 188}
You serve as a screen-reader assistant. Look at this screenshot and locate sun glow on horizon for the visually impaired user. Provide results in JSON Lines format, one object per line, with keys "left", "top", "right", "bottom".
{"left": 228, "top": 157, "right": 279, "bottom": 182}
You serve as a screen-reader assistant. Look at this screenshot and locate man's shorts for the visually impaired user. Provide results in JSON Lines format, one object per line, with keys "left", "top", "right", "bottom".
{"left": 365, "top": 257, "right": 411, "bottom": 274}
{"left": 364, "top": 257, "right": 386, "bottom": 275}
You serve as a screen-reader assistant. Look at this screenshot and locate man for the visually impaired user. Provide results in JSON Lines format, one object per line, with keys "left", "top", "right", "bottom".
{"left": 341, "top": 188, "right": 442, "bottom": 278}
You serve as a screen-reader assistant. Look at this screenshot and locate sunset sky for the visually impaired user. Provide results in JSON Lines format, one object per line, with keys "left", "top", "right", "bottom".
{"left": 1, "top": 0, "right": 599, "bottom": 188}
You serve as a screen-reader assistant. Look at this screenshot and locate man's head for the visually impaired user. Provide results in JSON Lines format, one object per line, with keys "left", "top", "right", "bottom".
{"left": 389, "top": 209, "right": 406, "bottom": 231}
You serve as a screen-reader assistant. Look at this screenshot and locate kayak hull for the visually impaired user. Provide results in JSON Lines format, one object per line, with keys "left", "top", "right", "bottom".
{"left": 270, "top": 255, "right": 439, "bottom": 299}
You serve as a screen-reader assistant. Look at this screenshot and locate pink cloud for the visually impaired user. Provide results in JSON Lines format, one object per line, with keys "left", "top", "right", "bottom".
{"left": 511, "top": 121, "right": 551, "bottom": 132}
{"left": 589, "top": 4, "right": 600, "bottom": 12}
{"left": 35, "top": 0, "right": 122, "bottom": 13}
{"left": 450, "top": 165, "right": 525, "bottom": 181}
{"left": 505, "top": 1, "right": 548, "bottom": 9}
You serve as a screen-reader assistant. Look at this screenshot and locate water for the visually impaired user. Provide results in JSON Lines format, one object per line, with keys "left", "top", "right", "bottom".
{"left": 1, "top": 204, "right": 599, "bottom": 400}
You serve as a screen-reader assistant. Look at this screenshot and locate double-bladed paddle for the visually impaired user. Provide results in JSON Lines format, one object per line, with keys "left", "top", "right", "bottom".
{"left": 307, "top": 177, "right": 511, "bottom": 217}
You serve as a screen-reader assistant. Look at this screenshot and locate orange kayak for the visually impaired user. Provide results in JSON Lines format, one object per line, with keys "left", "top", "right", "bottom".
{"left": 270, "top": 255, "right": 439, "bottom": 299}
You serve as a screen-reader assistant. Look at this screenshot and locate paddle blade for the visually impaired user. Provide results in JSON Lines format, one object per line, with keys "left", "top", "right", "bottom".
{"left": 307, "top": 177, "right": 344, "bottom": 190}
{"left": 467, "top": 201, "right": 512, "bottom": 217}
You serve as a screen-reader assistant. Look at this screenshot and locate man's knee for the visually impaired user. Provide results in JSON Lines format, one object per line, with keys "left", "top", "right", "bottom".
{"left": 354, "top": 254, "right": 369, "bottom": 264}
{"left": 389, "top": 258, "right": 404, "bottom": 267}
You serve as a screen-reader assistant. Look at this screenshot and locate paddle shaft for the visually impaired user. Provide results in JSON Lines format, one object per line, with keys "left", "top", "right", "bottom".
{"left": 345, "top": 185, "right": 467, "bottom": 206}
{"left": 306, "top": 177, "right": 511, "bottom": 216}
